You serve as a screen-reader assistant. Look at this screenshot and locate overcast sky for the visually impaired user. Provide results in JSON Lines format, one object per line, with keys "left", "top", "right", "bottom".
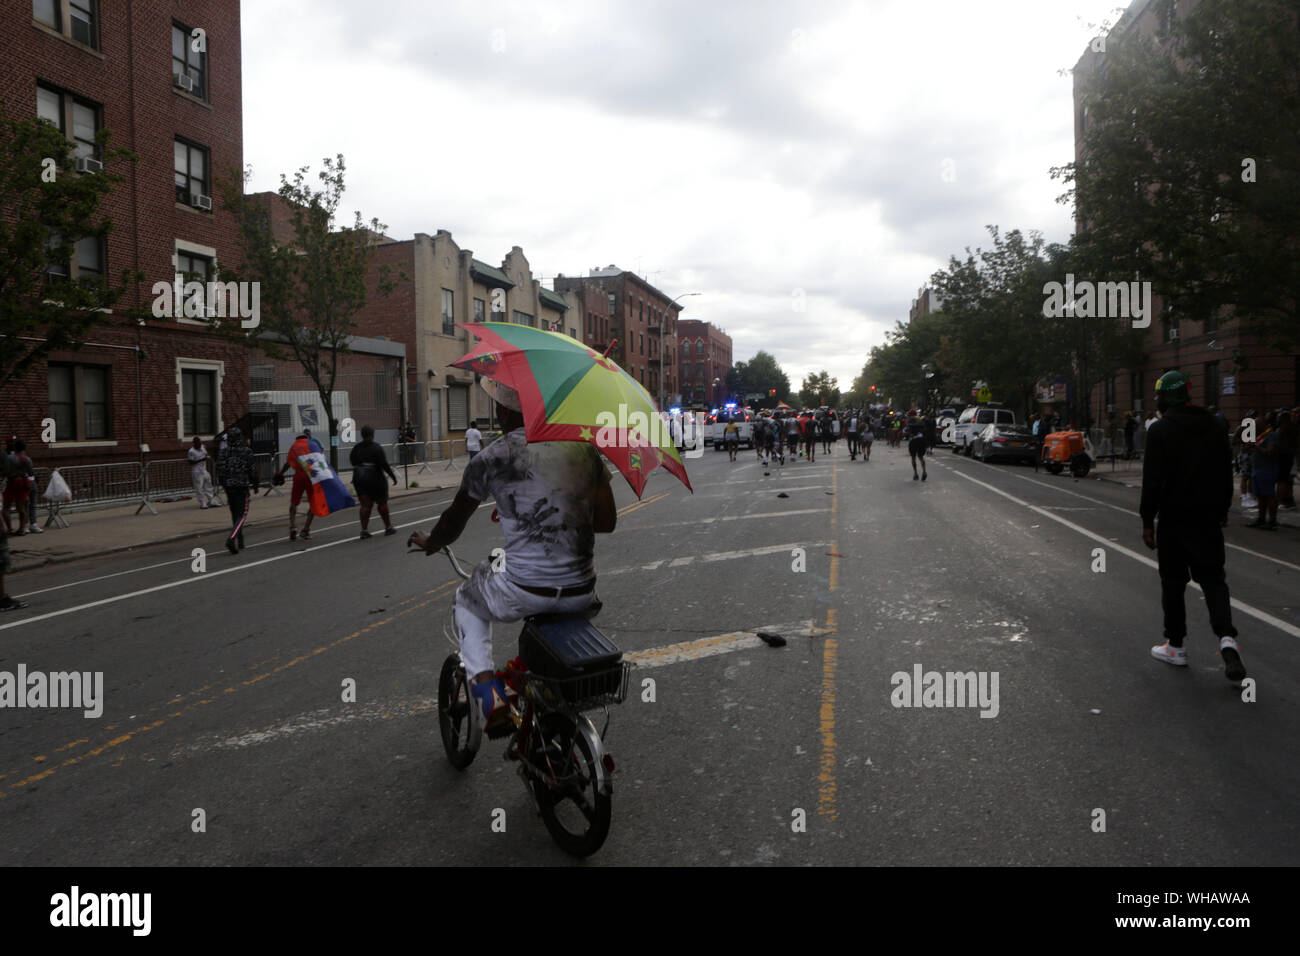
{"left": 241, "top": 0, "right": 1126, "bottom": 392}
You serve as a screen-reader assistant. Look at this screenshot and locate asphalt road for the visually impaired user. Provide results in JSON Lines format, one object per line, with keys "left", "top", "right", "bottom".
{"left": 1, "top": 440, "right": 1297, "bottom": 865}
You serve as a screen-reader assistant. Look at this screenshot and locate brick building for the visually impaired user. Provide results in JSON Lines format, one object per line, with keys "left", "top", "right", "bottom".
{"left": 1072, "top": 0, "right": 1299, "bottom": 426}
{"left": 0, "top": 0, "right": 248, "bottom": 467}
{"left": 347, "top": 230, "right": 573, "bottom": 442}
{"left": 677, "top": 319, "right": 733, "bottom": 409}
{"left": 553, "top": 267, "right": 684, "bottom": 407}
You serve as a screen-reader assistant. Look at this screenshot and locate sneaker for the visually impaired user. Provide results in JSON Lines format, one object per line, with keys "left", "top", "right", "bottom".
{"left": 0, "top": 595, "right": 28, "bottom": 611}
{"left": 200, "top": 503, "right": 208, "bottom": 510}
{"left": 289, "top": 528, "right": 297, "bottom": 541}
{"left": 226, "top": 538, "right": 238, "bottom": 554}
{"left": 1242, "top": 495, "right": 1258, "bottom": 508}
{"left": 384, "top": 526, "right": 396, "bottom": 536}
{"left": 300, "top": 529, "right": 311, "bottom": 540}
{"left": 27, "top": 524, "right": 43, "bottom": 534}
{"left": 1151, "top": 642, "right": 1188, "bottom": 667}
{"left": 1219, "top": 637, "right": 1246, "bottom": 682}
{"left": 360, "top": 530, "right": 371, "bottom": 539}
{"left": 470, "top": 676, "right": 511, "bottom": 728}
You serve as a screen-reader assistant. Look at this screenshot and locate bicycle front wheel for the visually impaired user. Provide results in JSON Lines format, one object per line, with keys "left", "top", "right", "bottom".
{"left": 530, "top": 713, "right": 611, "bottom": 857}
{"left": 437, "top": 654, "right": 480, "bottom": 770}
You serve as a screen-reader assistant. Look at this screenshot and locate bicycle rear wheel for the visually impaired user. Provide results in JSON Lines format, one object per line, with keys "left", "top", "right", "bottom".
{"left": 438, "top": 654, "right": 480, "bottom": 769}
{"left": 530, "top": 712, "right": 611, "bottom": 857}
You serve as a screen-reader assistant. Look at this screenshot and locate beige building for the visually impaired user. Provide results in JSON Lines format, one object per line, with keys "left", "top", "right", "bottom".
{"left": 353, "top": 232, "right": 574, "bottom": 441}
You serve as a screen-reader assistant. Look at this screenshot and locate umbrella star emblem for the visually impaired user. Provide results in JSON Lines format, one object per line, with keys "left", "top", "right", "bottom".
{"left": 629, "top": 452, "right": 643, "bottom": 471}
{"left": 579, "top": 426, "right": 594, "bottom": 441}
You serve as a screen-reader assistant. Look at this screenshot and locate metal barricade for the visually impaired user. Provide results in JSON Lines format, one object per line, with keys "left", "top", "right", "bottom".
{"left": 142, "top": 458, "right": 225, "bottom": 511}
{"left": 37, "top": 461, "right": 147, "bottom": 523}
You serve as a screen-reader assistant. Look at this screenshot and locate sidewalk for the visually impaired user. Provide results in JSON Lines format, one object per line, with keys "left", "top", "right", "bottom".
{"left": 7, "top": 467, "right": 464, "bottom": 574}
{"left": 1089, "top": 456, "right": 1298, "bottom": 529}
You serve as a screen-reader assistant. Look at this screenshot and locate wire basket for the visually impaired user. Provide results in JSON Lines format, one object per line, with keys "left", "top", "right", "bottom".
{"left": 524, "top": 661, "right": 633, "bottom": 711}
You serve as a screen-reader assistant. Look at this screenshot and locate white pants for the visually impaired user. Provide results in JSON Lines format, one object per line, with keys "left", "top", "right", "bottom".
{"left": 192, "top": 466, "right": 215, "bottom": 506}
{"left": 453, "top": 560, "right": 598, "bottom": 677}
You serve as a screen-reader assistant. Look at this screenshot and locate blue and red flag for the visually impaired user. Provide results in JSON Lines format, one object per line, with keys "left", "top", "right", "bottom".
{"left": 291, "top": 436, "right": 355, "bottom": 517}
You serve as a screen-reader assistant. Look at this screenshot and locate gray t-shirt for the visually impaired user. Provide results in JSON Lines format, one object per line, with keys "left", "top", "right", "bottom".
{"left": 462, "top": 428, "right": 610, "bottom": 588}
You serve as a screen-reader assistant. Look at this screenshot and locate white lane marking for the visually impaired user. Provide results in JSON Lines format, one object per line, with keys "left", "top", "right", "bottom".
{"left": 655, "top": 508, "right": 829, "bottom": 528}
{"left": 945, "top": 467, "right": 1300, "bottom": 640}
{"left": 994, "top": 467, "right": 1300, "bottom": 574}
{"left": 16, "top": 496, "right": 458, "bottom": 597}
{"left": 601, "top": 541, "right": 828, "bottom": 576}
{"left": 0, "top": 507, "right": 483, "bottom": 633}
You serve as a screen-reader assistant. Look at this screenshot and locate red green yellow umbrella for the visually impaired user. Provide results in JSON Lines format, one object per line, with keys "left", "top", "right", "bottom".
{"left": 450, "top": 322, "right": 693, "bottom": 498}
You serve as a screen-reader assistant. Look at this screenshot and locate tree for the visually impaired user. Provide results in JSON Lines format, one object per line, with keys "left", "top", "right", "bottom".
{"left": 219, "top": 156, "right": 400, "bottom": 469}
{"left": 730, "top": 350, "right": 790, "bottom": 406}
{"left": 0, "top": 106, "right": 139, "bottom": 390}
{"left": 1052, "top": 0, "right": 1300, "bottom": 352}
{"left": 798, "top": 371, "right": 839, "bottom": 408}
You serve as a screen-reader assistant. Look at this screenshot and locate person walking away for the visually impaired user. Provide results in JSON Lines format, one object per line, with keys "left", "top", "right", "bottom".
{"left": 861, "top": 413, "right": 874, "bottom": 461}
{"left": 350, "top": 424, "right": 399, "bottom": 538}
{"left": 908, "top": 418, "right": 928, "bottom": 481}
{"left": 17, "top": 438, "right": 43, "bottom": 535}
{"left": 217, "top": 427, "right": 258, "bottom": 554}
{"left": 465, "top": 420, "right": 483, "bottom": 461}
{"left": 273, "top": 429, "right": 323, "bottom": 540}
{"left": 786, "top": 413, "right": 801, "bottom": 459}
{"left": 1140, "top": 370, "right": 1244, "bottom": 681}
{"left": 188, "top": 436, "right": 216, "bottom": 509}
{"left": 1246, "top": 411, "right": 1280, "bottom": 530}
{"left": 2, "top": 439, "right": 34, "bottom": 536}
{"left": 724, "top": 416, "right": 740, "bottom": 462}
{"left": 408, "top": 381, "right": 616, "bottom": 729}
{"left": 845, "top": 412, "right": 860, "bottom": 460}
{"left": 803, "top": 414, "right": 817, "bottom": 462}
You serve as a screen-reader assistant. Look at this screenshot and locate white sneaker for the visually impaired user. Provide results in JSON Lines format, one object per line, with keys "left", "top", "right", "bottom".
{"left": 1151, "top": 642, "right": 1188, "bottom": 666}
{"left": 1241, "top": 495, "right": 1257, "bottom": 508}
{"left": 27, "top": 524, "right": 42, "bottom": 534}
{"left": 200, "top": 503, "right": 208, "bottom": 509}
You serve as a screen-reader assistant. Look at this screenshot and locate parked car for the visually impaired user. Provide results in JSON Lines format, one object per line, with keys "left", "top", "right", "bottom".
{"left": 953, "top": 403, "right": 1016, "bottom": 455}
{"left": 971, "top": 424, "right": 1037, "bottom": 464}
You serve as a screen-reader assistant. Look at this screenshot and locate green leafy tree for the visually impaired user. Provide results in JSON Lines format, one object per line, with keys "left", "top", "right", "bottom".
{"left": 219, "top": 156, "right": 400, "bottom": 469}
{"left": 799, "top": 370, "right": 839, "bottom": 408}
{"left": 731, "top": 350, "right": 790, "bottom": 407}
{"left": 1052, "top": 0, "right": 1300, "bottom": 352}
{"left": 0, "top": 106, "right": 139, "bottom": 389}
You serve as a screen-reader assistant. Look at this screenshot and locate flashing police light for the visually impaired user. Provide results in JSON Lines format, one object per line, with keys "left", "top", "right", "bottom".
{"left": 669, "top": 407, "right": 681, "bottom": 414}
{"left": 724, "top": 402, "right": 737, "bottom": 409}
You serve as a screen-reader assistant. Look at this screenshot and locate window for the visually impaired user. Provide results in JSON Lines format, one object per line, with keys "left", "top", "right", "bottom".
{"left": 174, "top": 138, "right": 209, "bottom": 205}
{"left": 176, "top": 250, "right": 212, "bottom": 283}
{"left": 473, "top": 297, "right": 485, "bottom": 323}
{"left": 69, "top": 0, "right": 95, "bottom": 46}
{"left": 33, "top": 0, "right": 59, "bottom": 30}
{"left": 569, "top": 327, "right": 577, "bottom": 339}
{"left": 442, "top": 289, "right": 455, "bottom": 334}
{"left": 181, "top": 368, "right": 216, "bottom": 434}
{"left": 49, "top": 363, "right": 110, "bottom": 440}
{"left": 1203, "top": 361, "right": 1220, "bottom": 409}
{"left": 75, "top": 235, "right": 103, "bottom": 284}
{"left": 640, "top": 334, "right": 644, "bottom": 355}
{"left": 373, "top": 371, "right": 389, "bottom": 406}
{"left": 512, "top": 310, "right": 533, "bottom": 327}
{"left": 1204, "top": 310, "right": 1218, "bottom": 335}
{"left": 172, "top": 21, "right": 207, "bottom": 98}
{"left": 37, "top": 84, "right": 102, "bottom": 161}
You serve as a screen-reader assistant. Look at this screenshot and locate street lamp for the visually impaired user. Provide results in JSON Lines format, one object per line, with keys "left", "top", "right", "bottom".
{"left": 660, "top": 291, "right": 701, "bottom": 410}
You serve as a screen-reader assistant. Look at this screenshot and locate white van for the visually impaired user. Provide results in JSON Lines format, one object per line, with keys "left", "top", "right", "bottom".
{"left": 954, "top": 404, "right": 1016, "bottom": 455}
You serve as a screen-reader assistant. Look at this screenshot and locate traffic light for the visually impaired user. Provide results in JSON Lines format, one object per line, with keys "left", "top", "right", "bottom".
{"left": 870, "top": 385, "right": 877, "bottom": 393}
{"left": 769, "top": 389, "right": 777, "bottom": 396}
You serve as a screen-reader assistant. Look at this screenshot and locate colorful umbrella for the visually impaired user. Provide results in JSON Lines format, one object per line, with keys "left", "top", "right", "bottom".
{"left": 450, "top": 322, "right": 693, "bottom": 498}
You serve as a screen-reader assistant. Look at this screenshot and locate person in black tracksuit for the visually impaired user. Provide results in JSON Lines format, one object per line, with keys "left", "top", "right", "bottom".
{"left": 1140, "top": 371, "right": 1245, "bottom": 681}
{"left": 216, "top": 427, "right": 259, "bottom": 554}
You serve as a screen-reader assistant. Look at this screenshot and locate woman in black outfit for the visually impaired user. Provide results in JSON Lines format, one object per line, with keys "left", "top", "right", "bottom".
{"left": 350, "top": 425, "right": 398, "bottom": 538}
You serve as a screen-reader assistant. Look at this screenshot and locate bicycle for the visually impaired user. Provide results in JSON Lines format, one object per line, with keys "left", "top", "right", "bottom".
{"left": 434, "top": 547, "right": 632, "bottom": 857}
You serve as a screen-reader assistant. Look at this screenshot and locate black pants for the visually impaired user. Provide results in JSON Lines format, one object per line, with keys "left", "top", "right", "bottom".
{"left": 1156, "top": 519, "right": 1237, "bottom": 646}
{"left": 225, "top": 487, "right": 248, "bottom": 546}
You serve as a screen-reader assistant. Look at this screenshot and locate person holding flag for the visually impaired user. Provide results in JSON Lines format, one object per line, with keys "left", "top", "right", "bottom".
{"left": 273, "top": 428, "right": 356, "bottom": 540}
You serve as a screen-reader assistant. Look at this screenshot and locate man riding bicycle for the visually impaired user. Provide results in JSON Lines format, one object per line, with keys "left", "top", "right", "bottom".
{"left": 409, "top": 381, "right": 618, "bottom": 729}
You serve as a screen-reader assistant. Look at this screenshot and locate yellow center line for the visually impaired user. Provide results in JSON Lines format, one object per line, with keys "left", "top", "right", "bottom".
{"left": 818, "top": 460, "right": 839, "bottom": 821}
{"left": 0, "top": 579, "right": 460, "bottom": 799}
{"left": 619, "top": 490, "right": 671, "bottom": 517}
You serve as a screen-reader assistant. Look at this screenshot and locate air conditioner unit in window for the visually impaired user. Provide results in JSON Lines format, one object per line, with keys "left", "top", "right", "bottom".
{"left": 44, "top": 266, "right": 69, "bottom": 281}
{"left": 192, "top": 193, "right": 212, "bottom": 211}
{"left": 1169, "top": 328, "right": 1180, "bottom": 341}
{"left": 176, "top": 74, "right": 195, "bottom": 92}
{"left": 75, "top": 156, "right": 103, "bottom": 174}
